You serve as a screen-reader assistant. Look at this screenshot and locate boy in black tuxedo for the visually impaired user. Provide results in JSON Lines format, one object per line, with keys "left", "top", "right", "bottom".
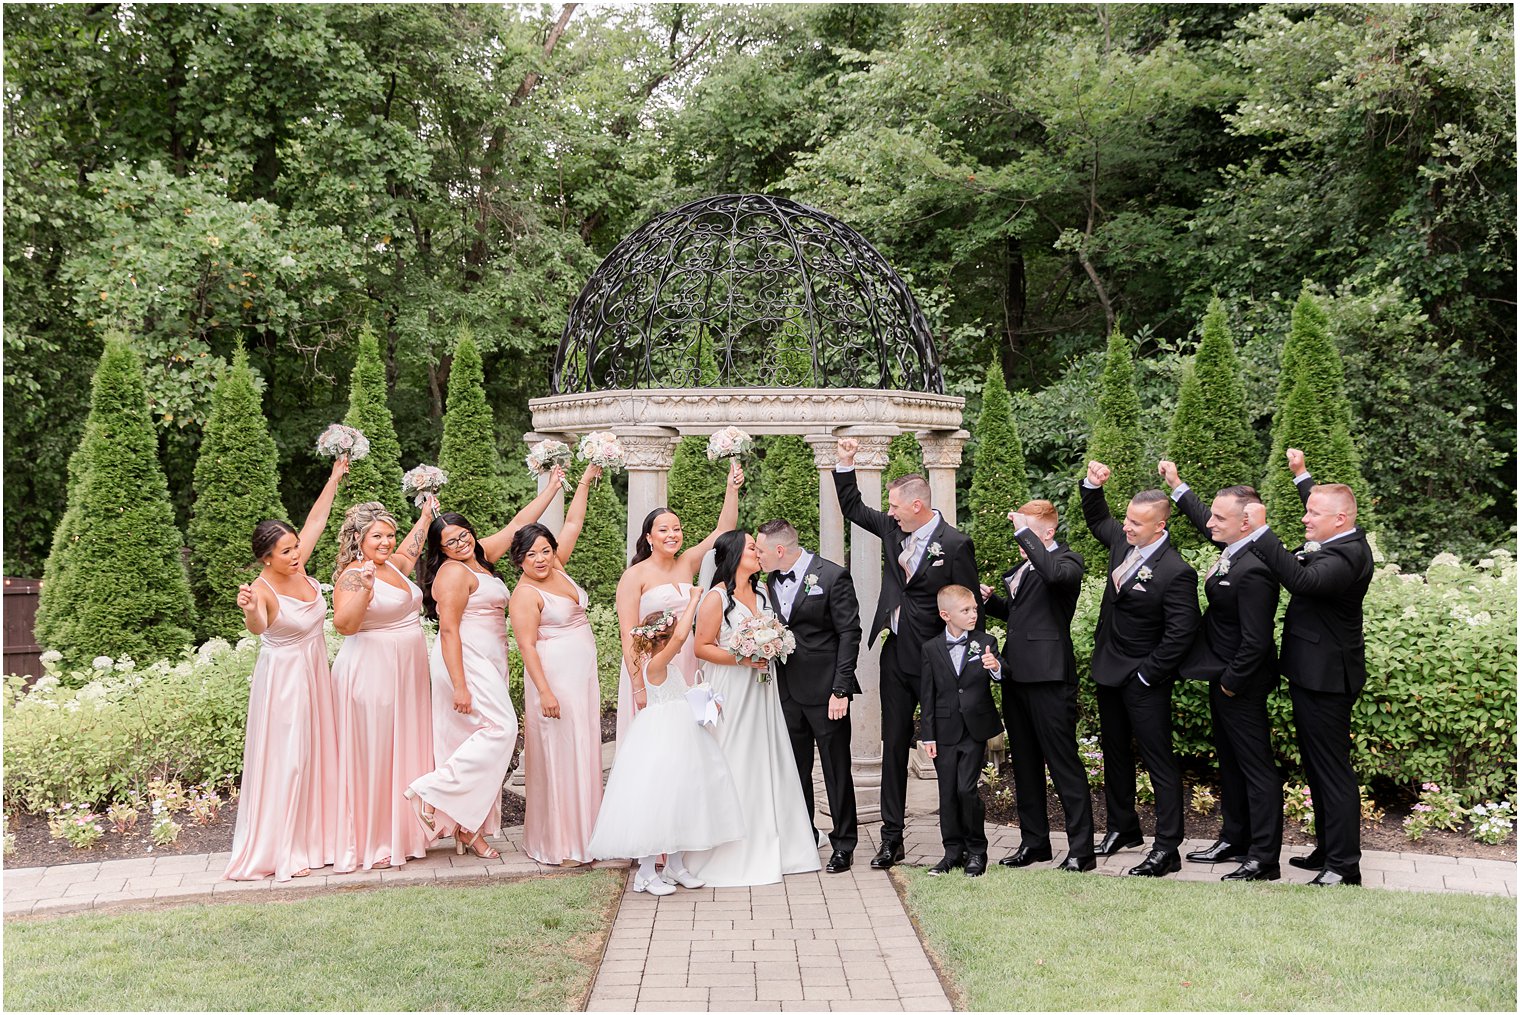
{"left": 919, "top": 585, "right": 1004, "bottom": 878}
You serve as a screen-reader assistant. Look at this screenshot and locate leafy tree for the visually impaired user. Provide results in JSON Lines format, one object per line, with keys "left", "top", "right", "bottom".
{"left": 881, "top": 432, "right": 923, "bottom": 510}
{"left": 666, "top": 436, "right": 727, "bottom": 545}
{"left": 1264, "top": 289, "right": 1368, "bottom": 536}
{"left": 34, "top": 338, "right": 196, "bottom": 666}
{"left": 755, "top": 435, "right": 819, "bottom": 549}
{"left": 1068, "top": 327, "right": 1148, "bottom": 574}
{"left": 567, "top": 475, "right": 628, "bottom": 607}
{"left": 1165, "top": 298, "right": 1258, "bottom": 548}
{"left": 969, "top": 356, "right": 1030, "bottom": 582}
{"left": 437, "top": 330, "right": 507, "bottom": 531}
{"left": 188, "top": 345, "right": 287, "bottom": 640}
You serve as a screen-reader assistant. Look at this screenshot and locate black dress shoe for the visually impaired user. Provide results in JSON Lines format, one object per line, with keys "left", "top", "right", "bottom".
{"left": 1308, "top": 867, "right": 1361, "bottom": 886}
{"left": 1127, "top": 848, "right": 1182, "bottom": 877}
{"left": 1288, "top": 849, "right": 1325, "bottom": 871}
{"left": 1095, "top": 831, "right": 1144, "bottom": 856}
{"left": 964, "top": 854, "right": 988, "bottom": 877}
{"left": 870, "top": 841, "right": 906, "bottom": 870}
{"left": 927, "top": 855, "right": 964, "bottom": 877}
{"left": 1186, "top": 839, "right": 1247, "bottom": 863}
{"left": 825, "top": 850, "right": 852, "bottom": 873}
{"left": 1056, "top": 854, "right": 1097, "bottom": 872}
{"left": 998, "top": 845, "right": 1053, "bottom": 868}
{"left": 1221, "top": 859, "right": 1281, "bottom": 882}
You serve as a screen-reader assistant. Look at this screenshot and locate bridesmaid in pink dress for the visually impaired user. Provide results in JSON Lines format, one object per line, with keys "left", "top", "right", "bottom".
{"left": 510, "top": 464, "right": 606, "bottom": 866}
{"left": 330, "top": 497, "right": 437, "bottom": 872}
{"left": 613, "top": 458, "right": 744, "bottom": 743}
{"left": 224, "top": 457, "right": 347, "bottom": 882}
{"left": 406, "top": 471, "right": 567, "bottom": 857}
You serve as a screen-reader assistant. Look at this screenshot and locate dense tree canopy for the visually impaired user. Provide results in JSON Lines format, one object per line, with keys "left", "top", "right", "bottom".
{"left": 5, "top": 3, "right": 1514, "bottom": 578}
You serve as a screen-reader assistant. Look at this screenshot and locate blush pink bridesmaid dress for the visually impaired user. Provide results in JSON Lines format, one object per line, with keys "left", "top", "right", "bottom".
{"left": 523, "top": 574, "right": 603, "bottom": 865}
{"left": 224, "top": 574, "right": 338, "bottom": 882}
{"left": 408, "top": 561, "right": 516, "bottom": 840}
{"left": 332, "top": 561, "right": 435, "bottom": 872}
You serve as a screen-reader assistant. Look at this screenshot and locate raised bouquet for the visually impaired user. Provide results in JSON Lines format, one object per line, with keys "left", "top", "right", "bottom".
{"left": 705, "top": 425, "right": 754, "bottom": 462}
{"left": 525, "top": 439, "right": 572, "bottom": 491}
{"left": 401, "top": 464, "right": 448, "bottom": 509}
{"left": 315, "top": 423, "right": 370, "bottom": 462}
{"left": 728, "top": 613, "right": 796, "bottom": 683}
{"left": 577, "top": 431, "right": 626, "bottom": 475}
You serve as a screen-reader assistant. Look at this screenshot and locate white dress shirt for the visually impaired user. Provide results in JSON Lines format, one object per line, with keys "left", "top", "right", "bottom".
{"left": 774, "top": 550, "right": 813, "bottom": 620}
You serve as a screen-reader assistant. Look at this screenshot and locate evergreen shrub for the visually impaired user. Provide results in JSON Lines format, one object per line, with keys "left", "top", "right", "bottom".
{"left": 968, "top": 357, "right": 1030, "bottom": 583}
{"left": 882, "top": 432, "right": 923, "bottom": 510}
{"left": 568, "top": 476, "right": 629, "bottom": 608}
{"left": 1068, "top": 327, "right": 1148, "bottom": 575}
{"left": 666, "top": 435, "right": 727, "bottom": 542}
{"left": 755, "top": 435, "right": 819, "bottom": 548}
{"left": 437, "top": 331, "right": 508, "bottom": 531}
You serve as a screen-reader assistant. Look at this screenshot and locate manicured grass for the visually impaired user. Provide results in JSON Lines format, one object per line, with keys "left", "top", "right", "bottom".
{"left": 898, "top": 868, "right": 1516, "bottom": 1012}
{"left": 4, "top": 871, "right": 622, "bottom": 1011}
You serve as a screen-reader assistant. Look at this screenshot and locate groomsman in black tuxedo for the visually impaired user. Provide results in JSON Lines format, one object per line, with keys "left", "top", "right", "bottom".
{"left": 756, "top": 519, "right": 863, "bottom": 873}
{"left": 1158, "top": 462, "right": 1284, "bottom": 881}
{"left": 1080, "top": 460, "right": 1200, "bottom": 877}
{"left": 980, "top": 499, "right": 1096, "bottom": 872}
{"left": 1247, "top": 448, "right": 1374, "bottom": 887}
{"left": 833, "top": 436, "right": 981, "bottom": 869}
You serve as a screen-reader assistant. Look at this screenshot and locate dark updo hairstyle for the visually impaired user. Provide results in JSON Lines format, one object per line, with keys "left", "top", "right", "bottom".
{"left": 708, "top": 529, "right": 756, "bottom": 627}
{"left": 251, "top": 520, "right": 297, "bottom": 564}
{"left": 509, "top": 522, "right": 560, "bottom": 568}
{"left": 420, "top": 512, "right": 495, "bottom": 620}
{"left": 630, "top": 506, "right": 680, "bottom": 566}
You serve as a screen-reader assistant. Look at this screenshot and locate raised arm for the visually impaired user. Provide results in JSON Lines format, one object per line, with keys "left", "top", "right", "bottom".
{"left": 1157, "top": 460, "right": 1216, "bottom": 546}
{"left": 1013, "top": 526, "right": 1085, "bottom": 590}
{"left": 830, "top": 437, "right": 896, "bottom": 540}
{"left": 649, "top": 587, "right": 704, "bottom": 677}
{"left": 480, "top": 465, "right": 565, "bottom": 563}
{"left": 296, "top": 457, "right": 349, "bottom": 570}
{"left": 390, "top": 495, "right": 439, "bottom": 575}
{"left": 1250, "top": 530, "right": 1367, "bottom": 597}
{"left": 679, "top": 459, "right": 744, "bottom": 579}
{"left": 554, "top": 465, "right": 600, "bottom": 564}
{"left": 1078, "top": 461, "right": 1126, "bottom": 551}
{"left": 509, "top": 585, "right": 559, "bottom": 720}
{"left": 615, "top": 569, "right": 649, "bottom": 712}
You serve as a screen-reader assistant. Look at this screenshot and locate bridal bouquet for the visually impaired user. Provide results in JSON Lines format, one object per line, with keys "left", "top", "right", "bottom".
{"left": 315, "top": 423, "right": 370, "bottom": 462}
{"left": 705, "top": 425, "right": 754, "bottom": 462}
{"left": 577, "top": 431, "right": 626, "bottom": 474}
{"left": 401, "top": 464, "right": 448, "bottom": 509}
{"left": 525, "top": 439, "right": 573, "bottom": 491}
{"left": 729, "top": 614, "right": 796, "bottom": 683}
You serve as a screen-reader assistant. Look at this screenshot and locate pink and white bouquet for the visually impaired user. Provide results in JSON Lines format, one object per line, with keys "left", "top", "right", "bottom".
{"left": 577, "top": 431, "right": 626, "bottom": 474}
{"left": 706, "top": 425, "right": 754, "bottom": 462}
{"left": 401, "top": 464, "right": 448, "bottom": 509}
{"left": 729, "top": 613, "right": 796, "bottom": 683}
{"left": 525, "top": 439, "right": 573, "bottom": 491}
{"left": 315, "top": 423, "right": 370, "bottom": 462}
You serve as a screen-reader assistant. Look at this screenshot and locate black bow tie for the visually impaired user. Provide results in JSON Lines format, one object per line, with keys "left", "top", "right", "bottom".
{"left": 947, "top": 635, "right": 969, "bottom": 647}
{"left": 774, "top": 571, "right": 797, "bottom": 586}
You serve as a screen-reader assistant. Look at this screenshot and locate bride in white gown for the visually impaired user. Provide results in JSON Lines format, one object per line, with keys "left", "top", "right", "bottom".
{"left": 687, "top": 530, "right": 821, "bottom": 887}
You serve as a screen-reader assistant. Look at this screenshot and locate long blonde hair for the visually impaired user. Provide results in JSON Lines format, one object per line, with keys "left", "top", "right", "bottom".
{"left": 334, "top": 501, "right": 398, "bottom": 581}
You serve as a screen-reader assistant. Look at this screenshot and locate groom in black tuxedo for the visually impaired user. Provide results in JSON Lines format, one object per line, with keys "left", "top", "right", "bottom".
{"left": 833, "top": 437, "right": 981, "bottom": 869}
{"left": 757, "top": 519, "right": 862, "bottom": 873}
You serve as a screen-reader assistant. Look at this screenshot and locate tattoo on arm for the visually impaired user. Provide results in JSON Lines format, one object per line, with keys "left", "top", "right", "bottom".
{"left": 337, "top": 572, "right": 368, "bottom": 593}
{"left": 404, "top": 530, "right": 425, "bottom": 556}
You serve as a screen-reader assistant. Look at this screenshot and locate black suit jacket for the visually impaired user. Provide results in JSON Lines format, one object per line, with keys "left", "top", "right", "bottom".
{"left": 1080, "top": 482, "right": 1201, "bottom": 687}
{"left": 983, "top": 528, "right": 1084, "bottom": 685}
{"left": 765, "top": 553, "right": 863, "bottom": 706}
{"left": 1173, "top": 488, "right": 1280, "bottom": 695}
{"left": 918, "top": 634, "right": 1004, "bottom": 746}
{"left": 833, "top": 469, "right": 981, "bottom": 668}
{"left": 1250, "top": 477, "right": 1374, "bottom": 695}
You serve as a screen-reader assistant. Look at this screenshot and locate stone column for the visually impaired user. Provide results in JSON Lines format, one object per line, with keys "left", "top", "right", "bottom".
{"left": 804, "top": 434, "right": 845, "bottom": 564}
{"left": 917, "top": 429, "right": 970, "bottom": 527}
{"left": 621, "top": 427, "right": 679, "bottom": 562}
{"left": 837, "top": 426, "right": 895, "bottom": 826}
{"left": 522, "top": 431, "right": 567, "bottom": 533}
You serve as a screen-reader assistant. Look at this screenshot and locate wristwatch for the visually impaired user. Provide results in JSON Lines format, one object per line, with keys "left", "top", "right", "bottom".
{"left": 830, "top": 691, "right": 849, "bottom": 700}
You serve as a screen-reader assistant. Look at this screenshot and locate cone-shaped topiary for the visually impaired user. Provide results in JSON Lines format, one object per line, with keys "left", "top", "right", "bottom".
{"left": 969, "top": 355, "right": 1030, "bottom": 583}
{"left": 188, "top": 345, "right": 288, "bottom": 639}
{"left": 1264, "top": 288, "right": 1369, "bottom": 535}
{"left": 437, "top": 329, "right": 507, "bottom": 531}
{"left": 567, "top": 474, "right": 627, "bottom": 606}
{"left": 310, "top": 324, "right": 409, "bottom": 580}
{"left": 1165, "top": 298, "right": 1258, "bottom": 549}
{"left": 34, "top": 433, "right": 96, "bottom": 665}
{"left": 1068, "top": 327, "right": 1148, "bottom": 576}
{"left": 755, "top": 435, "right": 819, "bottom": 549}
{"left": 882, "top": 432, "right": 923, "bottom": 510}
{"left": 666, "top": 435, "right": 727, "bottom": 543}
{"left": 34, "top": 337, "right": 196, "bottom": 666}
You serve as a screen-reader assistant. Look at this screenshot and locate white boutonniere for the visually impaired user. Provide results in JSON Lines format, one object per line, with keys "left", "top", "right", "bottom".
{"left": 927, "top": 542, "right": 943, "bottom": 558}
{"left": 1215, "top": 556, "right": 1231, "bottom": 576}
{"left": 966, "top": 638, "right": 980, "bottom": 656}
{"left": 1135, "top": 566, "right": 1154, "bottom": 583}
{"left": 803, "top": 573, "right": 820, "bottom": 593}
{"left": 1303, "top": 541, "right": 1322, "bottom": 553}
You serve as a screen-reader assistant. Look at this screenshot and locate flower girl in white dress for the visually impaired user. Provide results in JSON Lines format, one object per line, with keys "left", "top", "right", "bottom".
{"left": 587, "top": 588, "right": 746, "bottom": 895}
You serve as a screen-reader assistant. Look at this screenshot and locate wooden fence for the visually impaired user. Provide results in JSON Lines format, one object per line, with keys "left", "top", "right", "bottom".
{"left": 4, "top": 577, "right": 44, "bottom": 678}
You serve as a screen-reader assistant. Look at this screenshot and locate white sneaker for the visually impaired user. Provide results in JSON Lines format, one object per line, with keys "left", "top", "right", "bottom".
{"left": 632, "top": 872, "right": 677, "bottom": 896}
{"left": 660, "top": 866, "right": 706, "bottom": 889}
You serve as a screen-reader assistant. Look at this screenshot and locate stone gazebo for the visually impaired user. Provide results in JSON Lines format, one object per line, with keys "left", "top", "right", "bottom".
{"left": 527, "top": 194, "right": 968, "bottom": 822}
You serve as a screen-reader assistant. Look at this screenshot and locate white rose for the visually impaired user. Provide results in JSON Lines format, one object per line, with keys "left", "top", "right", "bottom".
{"left": 753, "top": 628, "right": 778, "bottom": 646}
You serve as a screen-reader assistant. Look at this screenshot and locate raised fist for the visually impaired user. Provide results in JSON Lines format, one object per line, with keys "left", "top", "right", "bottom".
{"left": 1245, "top": 501, "right": 1267, "bottom": 528}
{"left": 728, "top": 458, "right": 745, "bottom": 488}
{"left": 1008, "top": 510, "right": 1029, "bottom": 531}
{"left": 357, "top": 560, "right": 377, "bottom": 589}
{"left": 1086, "top": 461, "right": 1112, "bottom": 487}
{"left": 1157, "top": 460, "right": 1181, "bottom": 489}
{"left": 979, "top": 583, "right": 995, "bottom": 601}
{"left": 835, "top": 437, "right": 859, "bottom": 466}
{"left": 1286, "top": 448, "right": 1307, "bottom": 477}
{"left": 331, "top": 456, "right": 351, "bottom": 482}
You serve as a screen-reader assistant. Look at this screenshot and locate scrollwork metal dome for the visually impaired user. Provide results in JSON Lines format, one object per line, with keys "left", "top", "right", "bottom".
{"left": 551, "top": 194, "right": 943, "bottom": 395}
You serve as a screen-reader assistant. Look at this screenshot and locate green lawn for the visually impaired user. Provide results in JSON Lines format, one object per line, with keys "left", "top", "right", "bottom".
{"left": 4, "top": 871, "right": 622, "bottom": 1011}
{"left": 898, "top": 868, "right": 1517, "bottom": 1012}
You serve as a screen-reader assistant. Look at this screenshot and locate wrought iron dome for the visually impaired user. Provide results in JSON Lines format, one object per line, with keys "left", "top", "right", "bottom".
{"left": 550, "top": 194, "right": 944, "bottom": 395}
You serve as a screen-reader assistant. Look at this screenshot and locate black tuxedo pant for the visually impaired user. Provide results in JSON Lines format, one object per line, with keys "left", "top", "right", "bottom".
{"left": 1003, "top": 680, "right": 1095, "bottom": 858}
{"left": 933, "top": 736, "right": 988, "bottom": 858}
{"left": 878, "top": 638, "right": 921, "bottom": 843}
{"left": 1210, "top": 680, "right": 1284, "bottom": 863}
{"left": 1290, "top": 683, "right": 1361, "bottom": 873}
{"left": 1095, "top": 677, "right": 1184, "bottom": 851}
{"left": 781, "top": 695, "right": 858, "bottom": 854}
